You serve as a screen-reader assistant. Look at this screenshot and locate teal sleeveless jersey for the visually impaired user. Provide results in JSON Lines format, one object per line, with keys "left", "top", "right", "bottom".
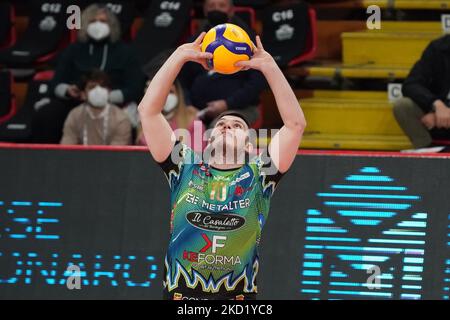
{"left": 158, "top": 141, "right": 284, "bottom": 299}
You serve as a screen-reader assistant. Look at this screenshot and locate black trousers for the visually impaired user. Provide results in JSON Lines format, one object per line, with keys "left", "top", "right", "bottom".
{"left": 32, "top": 98, "right": 80, "bottom": 144}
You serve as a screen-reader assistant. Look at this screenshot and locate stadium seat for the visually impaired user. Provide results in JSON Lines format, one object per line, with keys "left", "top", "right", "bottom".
{"left": 342, "top": 22, "right": 441, "bottom": 66}
{"left": 0, "top": 71, "right": 53, "bottom": 142}
{"left": 261, "top": 1, "right": 316, "bottom": 68}
{"left": 0, "top": 2, "right": 16, "bottom": 50}
{"left": 33, "top": 70, "right": 55, "bottom": 81}
{"left": 264, "top": 90, "right": 412, "bottom": 150}
{"left": 0, "top": 70, "right": 16, "bottom": 125}
{"left": 432, "top": 139, "right": 450, "bottom": 145}
{"left": 132, "top": 0, "right": 193, "bottom": 68}
{"left": 233, "top": 0, "right": 270, "bottom": 8}
{"left": 362, "top": 0, "right": 450, "bottom": 10}
{"left": 293, "top": 63, "right": 410, "bottom": 80}
{"left": 289, "top": 21, "right": 442, "bottom": 80}
{"left": 250, "top": 104, "right": 264, "bottom": 130}
{"left": 316, "top": 0, "right": 450, "bottom": 10}
{"left": 0, "top": 0, "right": 71, "bottom": 68}
{"left": 234, "top": 6, "right": 257, "bottom": 32}
{"left": 189, "top": 6, "right": 257, "bottom": 38}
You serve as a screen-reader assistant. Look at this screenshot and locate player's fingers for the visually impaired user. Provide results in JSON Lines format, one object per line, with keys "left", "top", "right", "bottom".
{"left": 197, "top": 51, "right": 213, "bottom": 59}
{"left": 250, "top": 40, "right": 257, "bottom": 52}
{"left": 256, "top": 36, "right": 264, "bottom": 50}
{"left": 235, "top": 60, "right": 251, "bottom": 68}
{"left": 194, "top": 32, "right": 206, "bottom": 45}
{"left": 421, "top": 117, "right": 429, "bottom": 127}
{"left": 200, "top": 61, "right": 210, "bottom": 71}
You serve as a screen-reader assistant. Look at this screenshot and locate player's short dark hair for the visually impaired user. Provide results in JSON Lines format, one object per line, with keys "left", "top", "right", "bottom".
{"left": 212, "top": 110, "right": 251, "bottom": 128}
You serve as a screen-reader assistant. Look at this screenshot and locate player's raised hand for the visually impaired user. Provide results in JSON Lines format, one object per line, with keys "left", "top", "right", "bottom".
{"left": 234, "top": 36, "right": 276, "bottom": 72}
{"left": 175, "top": 32, "right": 213, "bottom": 70}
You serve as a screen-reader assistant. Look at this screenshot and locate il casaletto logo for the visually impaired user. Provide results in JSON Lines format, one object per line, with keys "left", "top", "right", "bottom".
{"left": 186, "top": 211, "right": 246, "bottom": 232}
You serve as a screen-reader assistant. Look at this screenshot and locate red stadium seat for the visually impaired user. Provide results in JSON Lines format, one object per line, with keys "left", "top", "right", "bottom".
{"left": 0, "top": 73, "right": 53, "bottom": 142}
{"left": 0, "top": 2, "right": 16, "bottom": 50}
{"left": 288, "top": 8, "right": 317, "bottom": 67}
{"left": 33, "top": 70, "right": 55, "bottom": 81}
{"left": 262, "top": 2, "right": 317, "bottom": 68}
{"left": 432, "top": 139, "right": 450, "bottom": 146}
{"left": 0, "top": 70, "right": 16, "bottom": 125}
{"left": 132, "top": 0, "right": 194, "bottom": 68}
{"left": 251, "top": 104, "right": 264, "bottom": 130}
{"left": 190, "top": 6, "right": 257, "bottom": 36}
{"left": 234, "top": 6, "right": 257, "bottom": 31}
{"left": 0, "top": 0, "right": 72, "bottom": 68}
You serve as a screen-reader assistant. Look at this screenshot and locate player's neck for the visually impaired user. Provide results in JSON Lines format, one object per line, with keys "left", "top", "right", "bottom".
{"left": 207, "top": 149, "right": 247, "bottom": 171}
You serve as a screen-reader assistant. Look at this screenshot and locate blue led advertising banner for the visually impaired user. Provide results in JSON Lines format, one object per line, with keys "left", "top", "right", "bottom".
{"left": 0, "top": 147, "right": 449, "bottom": 299}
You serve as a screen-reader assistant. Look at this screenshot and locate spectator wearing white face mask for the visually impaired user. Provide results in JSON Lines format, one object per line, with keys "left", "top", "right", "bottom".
{"left": 136, "top": 51, "right": 206, "bottom": 150}
{"left": 33, "top": 3, "right": 145, "bottom": 144}
{"left": 136, "top": 79, "right": 205, "bottom": 149}
{"left": 61, "top": 70, "right": 132, "bottom": 146}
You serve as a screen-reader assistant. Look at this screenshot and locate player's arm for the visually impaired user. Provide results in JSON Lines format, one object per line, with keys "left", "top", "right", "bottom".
{"left": 236, "top": 36, "right": 306, "bottom": 173}
{"left": 137, "top": 33, "right": 212, "bottom": 162}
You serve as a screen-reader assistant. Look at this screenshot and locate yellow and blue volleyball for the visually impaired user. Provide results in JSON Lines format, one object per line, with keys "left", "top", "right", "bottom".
{"left": 201, "top": 23, "right": 254, "bottom": 75}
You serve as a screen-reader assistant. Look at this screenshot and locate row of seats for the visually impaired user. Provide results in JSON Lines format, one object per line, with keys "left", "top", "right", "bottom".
{"left": 296, "top": 90, "right": 411, "bottom": 150}
{"left": 260, "top": 89, "right": 412, "bottom": 151}
{"left": 284, "top": 1, "right": 450, "bottom": 150}
{"left": 317, "top": 0, "right": 450, "bottom": 10}
{"left": 0, "top": 1, "right": 317, "bottom": 144}
{"left": 5, "top": 0, "right": 447, "bottom": 150}
{"left": 0, "top": 70, "right": 52, "bottom": 142}
{"left": 290, "top": 21, "right": 442, "bottom": 79}
{"left": 0, "top": 0, "right": 317, "bottom": 71}
{"left": 362, "top": 0, "right": 450, "bottom": 10}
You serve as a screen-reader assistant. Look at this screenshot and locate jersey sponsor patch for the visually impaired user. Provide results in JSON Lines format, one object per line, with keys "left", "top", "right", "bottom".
{"left": 186, "top": 211, "right": 246, "bottom": 232}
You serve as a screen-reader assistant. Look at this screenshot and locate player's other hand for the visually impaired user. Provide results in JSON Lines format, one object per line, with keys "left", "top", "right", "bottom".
{"left": 234, "top": 36, "right": 276, "bottom": 73}
{"left": 66, "top": 85, "right": 81, "bottom": 99}
{"left": 434, "top": 100, "right": 450, "bottom": 129}
{"left": 176, "top": 32, "right": 213, "bottom": 70}
{"left": 421, "top": 112, "right": 436, "bottom": 130}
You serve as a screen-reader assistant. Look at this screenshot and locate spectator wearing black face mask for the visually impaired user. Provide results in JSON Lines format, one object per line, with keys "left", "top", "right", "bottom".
{"left": 32, "top": 3, "right": 146, "bottom": 144}
{"left": 179, "top": 0, "right": 267, "bottom": 127}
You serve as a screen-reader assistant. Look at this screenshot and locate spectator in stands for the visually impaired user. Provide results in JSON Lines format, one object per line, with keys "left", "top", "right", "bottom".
{"left": 137, "top": 51, "right": 205, "bottom": 150}
{"left": 179, "top": 0, "right": 267, "bottom": 127}
{"left": 393, "top": 36, "right": 450, "bottom": 151}
{"left": 136, "top": 79, "right": 204, "bottom": 148}
{"left": 61, "top": 70, "right": 131, "bottom": 146}
{"left": 33, "top": 3, "right": 145, "bottom": 143}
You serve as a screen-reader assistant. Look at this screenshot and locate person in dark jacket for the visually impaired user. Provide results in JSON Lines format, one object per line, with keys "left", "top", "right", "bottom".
{"left": 179, "top": 0, "right": 267, "bottom": 127}
{"left": 32, "top": 3, "right": 146, "bottom": 144}
{"left": 393, "top": 35, "right": 450, "bottom": 149}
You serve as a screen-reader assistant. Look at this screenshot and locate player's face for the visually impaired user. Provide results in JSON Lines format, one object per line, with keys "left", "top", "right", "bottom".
{"left": 204, "top": 0, "right": 233, "bottom": 16}
{"left": 209, "top": 116, "right": 250, "bottom": 157}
